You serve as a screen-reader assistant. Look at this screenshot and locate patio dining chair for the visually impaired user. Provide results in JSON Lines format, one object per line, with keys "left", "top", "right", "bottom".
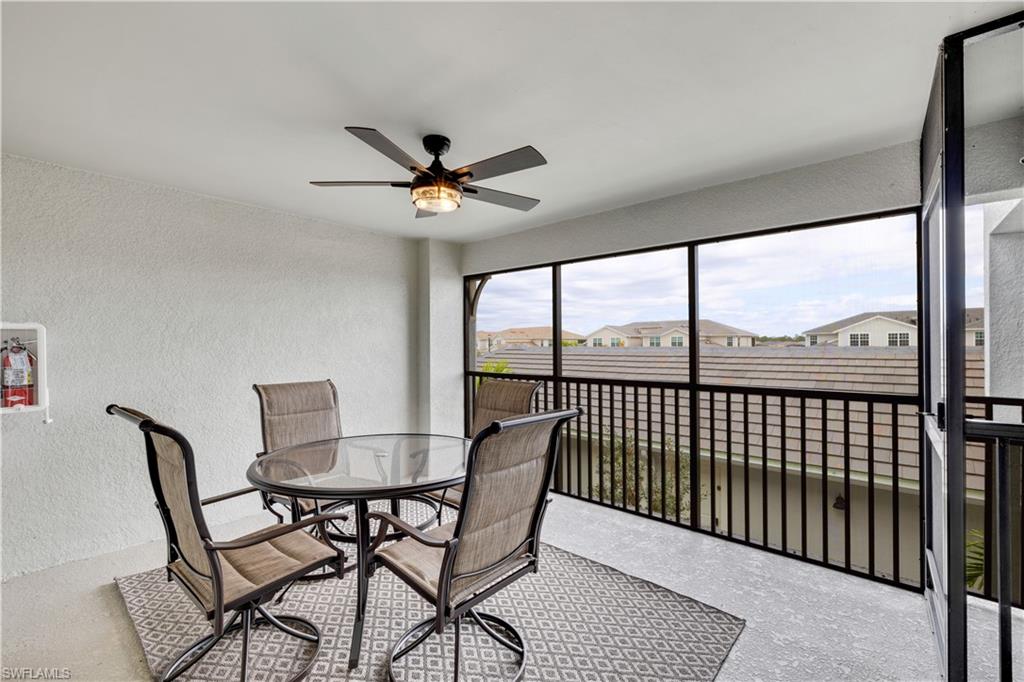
{"left": 367, "top": 407, "right": 582, "bottom": 681}
{"left": 107, "top": 404, "right": 347, "bottom": 681}
{"left": 254, "top": 379, "right": 441, "bottom": 543}
{"left": 252, "top": 380, "right": 347, "bottom": 523}
{"left": 424, "top": 379, "right": 541, "bottom": 520}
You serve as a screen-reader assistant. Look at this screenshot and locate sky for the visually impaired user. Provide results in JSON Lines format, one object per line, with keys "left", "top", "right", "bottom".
{"left": 476, "top": 210, "right": 985, "bottom": 338}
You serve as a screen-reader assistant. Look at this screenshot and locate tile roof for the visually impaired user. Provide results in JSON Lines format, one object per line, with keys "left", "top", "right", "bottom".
{"left": 803, "top": 308, "right": 983, "bottom": 335}
{"left": 494, "top": 326, "right": 584, "bottom": 340}
{"left": 588, "top": 319, "right": 757, "bottom": 338}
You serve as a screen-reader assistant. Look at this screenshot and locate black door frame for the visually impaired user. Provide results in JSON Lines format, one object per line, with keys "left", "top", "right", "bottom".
{"left": 925, "top": 10, "right": 1024, "bottom": 681}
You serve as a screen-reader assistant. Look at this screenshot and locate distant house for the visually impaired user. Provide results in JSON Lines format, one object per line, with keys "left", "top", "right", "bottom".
{"left": 476, "top": 331, "right": 495, "bottom": 353}
{"left": 585, "top": 319, "right": 756, "bottom": 348}
{"left": 802, "top": 308, "right": 984, "bottom": 348}
{"left": 485, "top": 326, "right": 584, "bottom": 349}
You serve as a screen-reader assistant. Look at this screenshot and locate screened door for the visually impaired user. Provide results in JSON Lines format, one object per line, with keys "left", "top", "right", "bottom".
{"left": 920, "top": 31, "right": 967, "bottom": 682}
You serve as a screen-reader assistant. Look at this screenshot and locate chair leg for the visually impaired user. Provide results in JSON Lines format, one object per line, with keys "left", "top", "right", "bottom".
{"left": 240, "top": 609, "right": 252, "bottom": 682}
{"left": 387, "top": 611, "right": 525, "bottom": 682}
{"left": 161, "top": 611, "right": 242, "bottom": 681}
{"left": 452, "top": 616, "right": 462, "bottom": 682}
{"left": 159, "top": 607, "right": 323, "bottom": 682}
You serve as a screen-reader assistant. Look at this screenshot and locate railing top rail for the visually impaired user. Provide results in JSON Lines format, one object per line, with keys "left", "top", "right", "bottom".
{"left": 964, "top": 418, "right": 1024, "bottom": 442}
{"left": 964, "top": 395, "right": 1024, "bottom": 408}
{"left": 467, "top": 370, "right": 921, "bottom": 405}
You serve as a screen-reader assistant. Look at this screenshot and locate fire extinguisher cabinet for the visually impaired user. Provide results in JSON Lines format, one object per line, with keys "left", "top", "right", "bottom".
{"left": 1, "top": 322, "right": 51, "bottom": 423}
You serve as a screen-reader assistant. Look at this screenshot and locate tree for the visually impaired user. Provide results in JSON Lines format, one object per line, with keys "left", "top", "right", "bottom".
{"left": 476, "top": 358, "right": 511, "bottom": 388}
{"left": 579, "top": 428, "right": 699, "bottom": 519}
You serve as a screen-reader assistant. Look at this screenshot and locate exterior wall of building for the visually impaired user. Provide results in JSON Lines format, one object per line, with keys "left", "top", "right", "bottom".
{"left": 837, "top": 318, "right": 917, "bottom": 347}
{"left": 658, "top": 331, "right": 689, "bottom": 347}
{"left": 805, "top": 332, "right": 839, "bottom": 347}
{"left": 704, "top": 334, "right": 754, "bottom": 347}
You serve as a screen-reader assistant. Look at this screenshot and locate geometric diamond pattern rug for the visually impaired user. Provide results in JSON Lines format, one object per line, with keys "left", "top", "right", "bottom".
{"left": 116, "top": 510, "right": 744, "bottom": 681}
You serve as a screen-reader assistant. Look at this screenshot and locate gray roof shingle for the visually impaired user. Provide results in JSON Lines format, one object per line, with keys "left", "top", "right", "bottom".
{"left": 803, "top": 308, "right": 983, "bottom": 335}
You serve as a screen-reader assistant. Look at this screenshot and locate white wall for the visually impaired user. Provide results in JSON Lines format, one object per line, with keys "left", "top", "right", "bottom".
{"left": 838, "top": 318, "right": 917, "bottom": 347}
{"left": 463, "top": 140, "right": 919, "bottom": 275}
{"left": 416, "top": 239, "right": 465, "bottom": 437}
{"left": 0, "top": 155, "right": 421, "bottom": 578}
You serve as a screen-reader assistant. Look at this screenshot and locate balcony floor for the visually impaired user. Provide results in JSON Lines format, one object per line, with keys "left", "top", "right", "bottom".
{"left": 543, "top": 494, "right": 1024, "bottom": 681}
{"left": 2, "top": 496, "right": 1021, "bottom": 680}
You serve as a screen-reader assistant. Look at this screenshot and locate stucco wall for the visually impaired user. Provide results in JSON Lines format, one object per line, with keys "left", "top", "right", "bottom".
{"left": 416, "top": 239, "right": 465, "bottom": 437}
{"left": 0, "top": 155, "right": 420, "bottom": 578}
{"left": 462, "top": 140, "right": 919, "bottom": 275}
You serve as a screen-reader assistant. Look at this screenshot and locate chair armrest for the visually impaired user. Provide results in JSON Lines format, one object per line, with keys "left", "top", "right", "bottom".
{"left": 200, "top": 486, "right": 260, "bottom": 506}
{"left": 205, "top": 512, "right": 349, "bottom": 551}
{"left": 366, "top": 511, "right": 449, "bottom": 552}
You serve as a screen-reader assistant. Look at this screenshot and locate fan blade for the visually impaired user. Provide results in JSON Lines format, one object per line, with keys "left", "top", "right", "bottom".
{"left": 462, "top": 184, "right": 540, "bottom": 211}
{"left": 345, "top": 127, "right": 425, "bottom": 174}
{"left": 452, "top": 146, "right": 546, "bottom": 183}
{"left": 309, "top": 181, "right": 412, "bottom": 187}
{"left": 415, "top": 209, "right": 436, "bottom": 219}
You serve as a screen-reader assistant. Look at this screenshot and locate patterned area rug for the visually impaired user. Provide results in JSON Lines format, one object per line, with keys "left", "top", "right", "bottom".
{"left": 116, "top": 511, "right": 744, "bottom": 681}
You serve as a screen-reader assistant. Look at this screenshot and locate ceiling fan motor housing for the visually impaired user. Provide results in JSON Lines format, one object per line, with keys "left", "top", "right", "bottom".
{"left": 422, "top": 134, "right": 451, "bottom": 158}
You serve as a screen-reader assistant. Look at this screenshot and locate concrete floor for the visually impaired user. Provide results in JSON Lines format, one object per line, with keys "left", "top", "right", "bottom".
{"left": 2, "top": 495, "right": 1021, "bottom": 681}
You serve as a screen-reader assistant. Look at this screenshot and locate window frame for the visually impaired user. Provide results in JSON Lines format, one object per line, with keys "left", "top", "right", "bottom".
{"left": 850, "top": 332, "right": 871, "bottom": 347}
{"left": 974, "top": 330, "right": 984, "bottom": 347}
{"left": 888, "top": 331, "right": 911, "bottom": 347}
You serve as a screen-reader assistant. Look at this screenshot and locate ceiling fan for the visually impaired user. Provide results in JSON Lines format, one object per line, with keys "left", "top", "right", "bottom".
{"left": 311, "top": 127, "right": 546, "bottom": 218}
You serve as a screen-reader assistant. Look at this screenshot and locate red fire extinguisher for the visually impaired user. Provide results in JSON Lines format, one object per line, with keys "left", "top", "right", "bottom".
{"left": 2, "top": 337, "right": 36, "bottom": 408}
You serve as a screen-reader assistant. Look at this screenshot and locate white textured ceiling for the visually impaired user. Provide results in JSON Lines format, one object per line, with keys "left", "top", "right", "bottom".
{"left": 2, "top": 2, "right": 1019, "bottom": 242}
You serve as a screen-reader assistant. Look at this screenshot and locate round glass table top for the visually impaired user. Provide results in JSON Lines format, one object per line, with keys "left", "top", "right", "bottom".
{"left": 246, "top": 433, "right": 470, "bottom": 500}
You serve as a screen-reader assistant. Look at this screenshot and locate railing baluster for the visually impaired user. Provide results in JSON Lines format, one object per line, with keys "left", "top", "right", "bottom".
{"left": 984, "top": 402, "right": 994, "bottom": 599}
{"left": 727, "top": 392, "right": 734, "bottom": 537}
{"left": 675, "top": 388, "right": 681, "bottom": 525}
{"left": 762, "top": 395, "right": 769, "bottom": 547}
{"left": 587, "top": 382, "right": 593, "bottom": 501}
{"left": 621, "top": 385, "right": 627, "bottom": 510}
{"left": 995, "top": 437, "right": 1012, "bottom": 682}
{"left": 633, "top": 386, "right": 640, "bottom": 514}
{"left": 868, "top": 401, "right": 876, "bottom": 577}
{"left": 646, "top": 386, "right": 653, "bottom": 517}
{"left": 576, "top": 382, "right": 583, "bottom": 497}
{"left": 660, "top": 387, "right": 667, "bottom": 520}
{"left": 564, "top": 383, "right": 572, "bottom": 495}
{"left": 891, "top": 401, "right": 900, "bottom": 584}
{"left": 744, "top": 393, "right": 750, "bottom": 542}
{"left": 800, "top": 396, "right": 807, "bottom": 559}
{"left": 822, "top": 397, "right": 829, "bottom": 565}
{"left": 598, "top": 383, "right": 605, "bottom": 503}
{"left": 781, "top": 396, "right": 788, "bottom": 553}
{"left": 843, "top": 400, "right": 851, "bottom": 570}
{"left": 710, "top": 391, "right": 717, "bottom": 534}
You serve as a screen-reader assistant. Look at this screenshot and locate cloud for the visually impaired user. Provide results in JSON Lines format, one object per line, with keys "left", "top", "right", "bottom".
{"left": 474, "top": 212, "right": 982, "bottom": 337}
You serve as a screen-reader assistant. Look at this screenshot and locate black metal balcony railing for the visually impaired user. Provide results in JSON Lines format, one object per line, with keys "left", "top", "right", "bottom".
{"left": 466, "top": 371, "right": 1024, "bottom": 606}
{"left": 965, "top": 396, "right": 1024, "bottom": 609}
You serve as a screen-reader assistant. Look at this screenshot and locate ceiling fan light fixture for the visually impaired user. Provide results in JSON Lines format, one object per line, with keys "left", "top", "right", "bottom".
{"left": 411, "top": 178, "right": 462, "bottom": 213}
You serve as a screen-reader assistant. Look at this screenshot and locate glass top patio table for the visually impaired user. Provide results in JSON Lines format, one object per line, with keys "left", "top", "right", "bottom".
{"left": 246, "top": 433, "right": 470, "bottom": 500}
